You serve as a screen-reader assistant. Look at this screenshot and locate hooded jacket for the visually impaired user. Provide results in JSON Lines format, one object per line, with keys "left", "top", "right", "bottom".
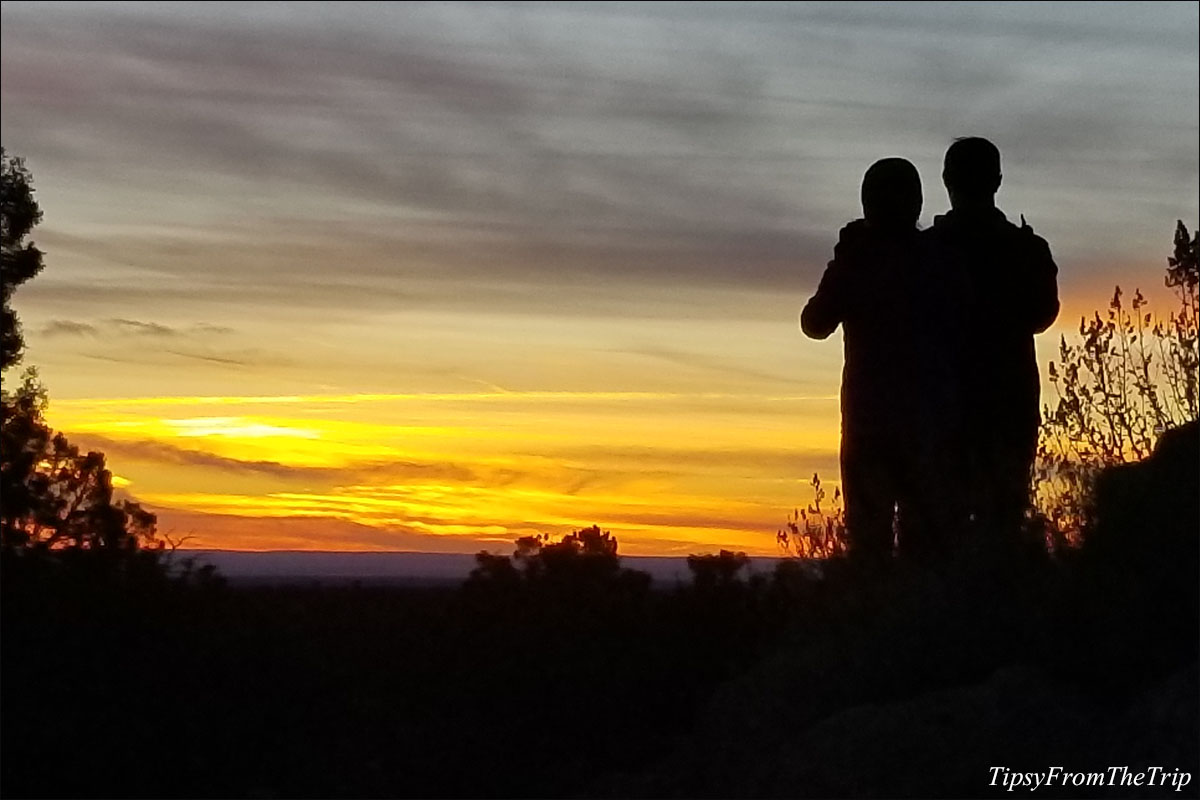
{"left": 802, "top": 219, "right": 926, "bottom": 438}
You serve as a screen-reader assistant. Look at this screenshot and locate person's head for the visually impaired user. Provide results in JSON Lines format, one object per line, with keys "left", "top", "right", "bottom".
{"left": 861, "top": 157, "right": 922, "bottom": 230}
{"left": 943, "top": 137, "right": 1001, "bottom": 211}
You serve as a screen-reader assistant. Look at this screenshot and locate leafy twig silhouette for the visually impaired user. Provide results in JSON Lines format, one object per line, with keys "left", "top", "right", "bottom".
{"left": 777, "top": 472, "right": 848, "bottom": 559}
{"left": 1035, "top": 220, "right": 1198, "bottom": 548}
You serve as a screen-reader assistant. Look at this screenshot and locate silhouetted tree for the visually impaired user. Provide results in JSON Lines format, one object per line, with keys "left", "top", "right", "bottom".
{"left": 1, "top": 147, "right": 44, "bottom": 371}
{"left": 465, "top": 524, "right": 649, "bottom": 600}
{"left": 686, "top": 549, "right": 750, "bottom": 592}
{"left": 2, "top": 371, "right": 160, "bottom": 557}
{"left": 1, "top": 148, "right": 162, "bottom": 571}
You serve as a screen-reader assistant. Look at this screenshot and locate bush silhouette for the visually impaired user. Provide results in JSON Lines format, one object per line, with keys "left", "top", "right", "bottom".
{"left": 777, "top": 472, "right": 849, "bottom": 560}
{"left": 1036, "top": 220, "right": 1198, "bottom": 547}
{"left": 686, "top": 549, "right": 750, "bottom": 591}
{"left": 464, "top": 524, "right": 652, "bottom": 612}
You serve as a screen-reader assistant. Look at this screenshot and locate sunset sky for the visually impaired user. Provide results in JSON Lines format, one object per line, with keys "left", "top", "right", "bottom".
{"left": 2, "top": 1, "right": 1197, "bottom": 555}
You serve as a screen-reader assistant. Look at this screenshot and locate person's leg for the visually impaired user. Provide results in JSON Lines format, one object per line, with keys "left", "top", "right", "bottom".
{"left": 896, "top": 474, "right": 940, "bottom": 564}
{"left": 896, "top": 431, "right": 967, "bottom": 564}
{"left": 997, "top": 429, "right": 1038, "bottom": 543}
{"left": 841, "top": 434, "right": 897, "bottom": 568}
{"left": 973, "top": 425, "right": 1037, "bottom": 550}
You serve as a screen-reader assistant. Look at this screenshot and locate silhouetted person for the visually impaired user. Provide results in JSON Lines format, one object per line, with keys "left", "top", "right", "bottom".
{"left": 923, "top": 137, "right": 1059, "bottom": 546}
{"left": 802, "top": 158, "right": 941, "bottom": 567}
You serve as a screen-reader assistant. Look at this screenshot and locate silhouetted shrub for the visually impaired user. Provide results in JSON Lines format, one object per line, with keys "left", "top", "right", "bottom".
{"left": 687, "top": 549, "right": 750, "bottom": 591}
{"left": 777, "top": 472, "right": 848, "bottom": 559}
{"left": 463, "top": 524, "right": 652, "bottom": 612}
{"left": 1036, "top": 220, "right": 1198, "bottom": 547}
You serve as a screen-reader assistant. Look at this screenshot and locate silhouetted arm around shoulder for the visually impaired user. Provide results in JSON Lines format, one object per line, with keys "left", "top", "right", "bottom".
{"left": 801, "top": 259, "right": 849, "bottom": 339}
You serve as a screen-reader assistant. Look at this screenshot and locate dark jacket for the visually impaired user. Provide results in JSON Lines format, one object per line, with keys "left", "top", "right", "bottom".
{"left": 802, "top": 219, "right": 924, "bottom": 438}
{"left": 921, "top": 209, "right": 1059, "bottom": 439}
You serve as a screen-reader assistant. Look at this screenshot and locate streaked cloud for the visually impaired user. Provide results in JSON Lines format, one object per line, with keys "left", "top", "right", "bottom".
{"left": 73, "top": 432, "right": 480, "bottom": 484}
{"left": 110, "top": 318, "right": 179, "bottom": 337}
{"left": 41, "top": 316, "right": 237, "bottom": 341}
{"left": 40, "top": 319, "right": 99, "bottom": 338}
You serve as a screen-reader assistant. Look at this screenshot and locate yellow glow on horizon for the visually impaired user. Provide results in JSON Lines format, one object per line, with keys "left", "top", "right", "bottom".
{"left": 48, "top": 390, "right": 840, "bottom": 555}
{"left": 29, "top": 294, "right": 1114, "bottom": 557}
{"left": 165, "top": 417, "right": 322, "bottom": 440}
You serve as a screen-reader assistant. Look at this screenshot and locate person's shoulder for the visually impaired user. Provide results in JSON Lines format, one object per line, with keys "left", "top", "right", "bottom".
{"left": 837, "top": 218, "right": 871, "bottom": 242}
{"left": 832, "top": 218, "right": 872, "bottom": 261}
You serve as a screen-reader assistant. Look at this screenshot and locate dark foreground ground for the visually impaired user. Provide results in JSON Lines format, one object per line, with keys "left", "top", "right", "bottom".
{"left": 3, "top": 536, "right": 1197, "bottom": 799}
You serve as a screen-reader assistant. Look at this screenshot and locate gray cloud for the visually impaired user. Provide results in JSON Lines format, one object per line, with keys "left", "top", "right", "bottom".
{"left": 110, "top": 318, "right": 179, "bottom": 337}
{"left": 40, "top": 315, "right": 237, "bottom": 340}
{"left": 161, "top": 349, "right": 250, "bottom": 366}
{"left": 40, "top": 319, "right": 99, "bottom": 338}
{"left": 76, "top": 344, "right": 289, "bottom": 371}
{"left": 32, "top": 314, "right": 274, "bottom": 371}
{"left": 193, "top": 323, "right": 236, "bottom": 335}
{"left": 1, "top": 1, "right": 1197, "bottom": 320}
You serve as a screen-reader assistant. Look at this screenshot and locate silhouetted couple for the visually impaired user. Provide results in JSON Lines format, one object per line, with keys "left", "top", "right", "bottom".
{"left": 802, "top": 137, "right": 1059, "bottom": 566}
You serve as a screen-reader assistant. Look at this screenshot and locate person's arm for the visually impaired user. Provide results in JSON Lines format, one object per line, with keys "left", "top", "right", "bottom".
{"left": 801, "top": 259, "right": 849, "bottom": 339}
{"left": 801, "top": 222, "right": 864, "bottom": 339}
{"left": 1019, "top": 221, "right": 1060, "bottom": 334}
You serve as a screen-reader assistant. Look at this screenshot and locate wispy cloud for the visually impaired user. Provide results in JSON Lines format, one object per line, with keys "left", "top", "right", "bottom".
{"left": 109, "top": 318, "right": 179, "bottom": 337}
{"left": 163, "top": 349, "right": 249, "bottom": 367}
{"left": 40, "top": 316, "right": 235, "bottom": 340}
{"left": 71, "top": 433, "right": 478, "bottom": 484}
{"left": 148, "top": 508, "right": 494, "bottom": 553}
{"left": 40, "top": 319, "right": 99, "bottom": 337}
{"left": 77, "top": 346, "right": 288, "bottom": 371}
{"left": 624, "top": 344, "right": 806, "bottom": 386}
